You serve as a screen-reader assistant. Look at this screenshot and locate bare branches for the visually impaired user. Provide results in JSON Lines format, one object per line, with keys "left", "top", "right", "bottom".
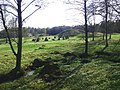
{"left": 6, "top": 0, "right": 17, "bottom": 9}
{"left": 12, "top": 38, "right": 18, "bottom": 44}
{"left": 0, "top": 5, "right": 17, "bottom": 56}
{"left": 14, "top": 0, "right": 17, "bottom": 4}
{"left": 3, "top": 9, "right": 17, "bottom": 17}
{"left": 0, "top": 0, "right": 49, "bottom": 71}
{"left": 0, "top": 4, "right": 17, "bottom": 11}
{"left": 111, "top": 5, "right": 120, "bottom": 14}
{"left": 23, "top": 6, "right": 41, "bottom": 22}
{"left": 22, "top": 0, "right": 36, "bottom": 13}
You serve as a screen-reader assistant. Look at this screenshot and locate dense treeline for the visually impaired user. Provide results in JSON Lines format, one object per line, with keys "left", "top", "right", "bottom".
{"left": 0, "top": 25, "right": 83, "bottom": 38}
{"left": 0, "top": 20, "right": 120, "bottom": 38}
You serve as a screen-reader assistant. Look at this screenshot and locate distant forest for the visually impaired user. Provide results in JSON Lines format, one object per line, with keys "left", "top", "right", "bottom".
{"left": 0, "top": 20, "right": 120, "bottom": 38}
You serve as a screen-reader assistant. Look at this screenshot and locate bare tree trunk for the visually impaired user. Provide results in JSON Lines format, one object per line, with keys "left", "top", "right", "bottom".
{"left": 105, "top": 0, "right": 108, "bottom": 47}
{"left": 103, "top": 33, "right": 105, "bottom": 40}
{"left": 5, "top": 36, "right": 8, "bottom": 43}
{"left": 15, "top": 0, "right": 22, "bottom": 71}
{"left": 1, "top": 0, "right": 42, "bottom": 72}
{"left": 92, "top": 15, "right": 95, "bottom": 41}
{"left": 109, "top": 33, "right": 112, "bottom": 39}
{"left": 92, "top": 0, "right": 95, "bottom": 41}
{"left": 0, "top": 6, "right": 17, "bottom": 56}
{"left": 92, "top": 29, "right": 94, "bottom": 41}
{"left": 84, "top": 0, "right": 88, "bottom": 56}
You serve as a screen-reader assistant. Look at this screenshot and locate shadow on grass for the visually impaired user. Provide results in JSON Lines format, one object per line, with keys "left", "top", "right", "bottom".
{"left": 95, "top": 45, "right": 120, "bottom": 63}
{"left": 44, "top": 55, "right": 90, "bottom": 90}
{"left": 0, "top": 69, "right": 24, "bottom": 84}
{"left": 48, "top": 63, "right": 84, "bottom": 90}
{"left": 94, "top": 46, "right": 108, "bottom": 58}
{"left": 112, "top": 39, "right": 120, "bottom": 51}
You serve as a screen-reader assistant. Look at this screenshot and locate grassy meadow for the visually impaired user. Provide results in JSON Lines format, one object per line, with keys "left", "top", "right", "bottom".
{"left": 0, "top": 33, "right": 120, "bottom": 90}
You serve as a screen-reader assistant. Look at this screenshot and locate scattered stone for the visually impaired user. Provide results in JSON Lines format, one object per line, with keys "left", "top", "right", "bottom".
{"left": 44, "top": 37, "right": 48, "bottom": 41}
{"left": 54, "top": 36, "right": 56, "bottom": 39}
{"left": 58, "top": 38, "right": 60, "bottom": 40}
{"left": 32, "top": 39, "right": 36, "bottom": 42}
{"left": 36, "top": 38, "right": 40, "bottom": 42}
{"left": 52, "top": 39, "right": 55, "bottom": 41}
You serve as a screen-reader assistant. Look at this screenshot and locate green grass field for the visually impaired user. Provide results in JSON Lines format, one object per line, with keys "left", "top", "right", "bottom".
{"left": 0, "top": 33, "right": 120, "bottom": 90}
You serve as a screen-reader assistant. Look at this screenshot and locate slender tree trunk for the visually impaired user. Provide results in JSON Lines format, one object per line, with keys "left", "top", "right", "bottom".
{"left": 92, "top": 16, "right": 95, "bottom": 41}
{"left": 109, "top": 33, "right": 111, "bottom": 39}
{"left": 84, "top": 0, "right": 88, "bottom": 56}
{"left": 5, "top": 36, "right": 8, "bottom": 43}
{"left": 15, "top": 0, "right": 22, "bottom": 71}
{"left": 105, "top": 0, "right": 108, "bottom": 47}
{"left": 0, "top": 6, "right": 17, "bottom": 56}
{"left": 103, "top": 33, "right": 104, "bottom": 40}
{"left": 92, "top": 30, "right": 94, "bottom": 41}
{"left": 92, "top": 2, "right": 95, "bottom": 41}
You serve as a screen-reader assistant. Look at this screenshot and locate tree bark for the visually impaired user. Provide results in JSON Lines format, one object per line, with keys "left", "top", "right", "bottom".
{"left": 105, "top": 0, "right": 108, "bottom": 47}
{"left": 15, "top": 0, "right": 22, "bottom": 71}
{"left": 84, "top": 0, "right": 88, "bottom": 56}
{"left": 103, "top": 33, "right": 105, "bottom": 40}
{"left": 109, "top": 33, "right": 112, "bottom": 39}
{"left": 92, "top": 31, "right": 94, "bottom": 41}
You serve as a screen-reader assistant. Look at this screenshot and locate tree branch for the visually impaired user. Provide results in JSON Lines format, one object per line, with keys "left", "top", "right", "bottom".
{"left": 2, "top": 9, "right": 17, "bottom": 17}
{"left": 14, "top": 0, "right": 17, "bottom": 4}
{"left": 6, "top": 0, "right": 17, "bottom": 9}
{"left": 12, "top": 38, "right": 18, "bottom": 44}
{"left": 0, "top": 5, "right": 17, "bottom": 56}
{"left": 0, "top": 4, "right": 17, "bottom": 11}
{"left": 22, "top": 0, "right": 36, "bottom": 13}
{"left": 23, "top": 6, "right": 41, "bottom": 22}
{"left": 111, "top": 5, "right": 120, "bottom": 14}
{"left": 94, "top": 12, "right": 105, "bottom": 18}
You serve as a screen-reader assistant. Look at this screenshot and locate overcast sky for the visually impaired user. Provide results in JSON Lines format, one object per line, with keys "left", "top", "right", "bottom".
{"left": 0, "top": 0, "right": 103, "bottom": 29}
{"left": 23, "top": 0, "right": 103, "bottom": 28}
{"left": 23, "top": 0, "right": 81, "bottom": 28}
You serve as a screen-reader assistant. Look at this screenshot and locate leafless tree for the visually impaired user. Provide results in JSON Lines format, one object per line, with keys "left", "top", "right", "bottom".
{"left": 94, "top": 0, "right": 109, "bottom": 47}
{"left": 105, "top": 0, "right": 109, "bottom": 47}
{"left": 84, "top": 0, "right": 88, "bottom": 56}
{"left": 0, "top": 0, "right": 47, "bottom": 72}
{"left": 110, "top": 0, "right": 120, "bottom": 19}
{"left": 65, "top": 0, "right": 91, "bottom": 56}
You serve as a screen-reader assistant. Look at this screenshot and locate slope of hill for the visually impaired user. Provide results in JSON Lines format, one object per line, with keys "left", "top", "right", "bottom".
{"left": 0, "top": 33, "right": 120, "bottom": 90}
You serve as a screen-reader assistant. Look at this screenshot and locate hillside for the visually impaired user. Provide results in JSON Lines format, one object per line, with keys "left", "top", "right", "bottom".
{"left": 0, "top": 33, "right": 120, "bottom": 90}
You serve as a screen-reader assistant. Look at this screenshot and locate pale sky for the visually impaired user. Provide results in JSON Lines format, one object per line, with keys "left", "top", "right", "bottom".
{"left": 0, "top": 0, "right": 103, "bottom": 29}
{"left": 23, "top": 0, "right": 81, "bottom": 28}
